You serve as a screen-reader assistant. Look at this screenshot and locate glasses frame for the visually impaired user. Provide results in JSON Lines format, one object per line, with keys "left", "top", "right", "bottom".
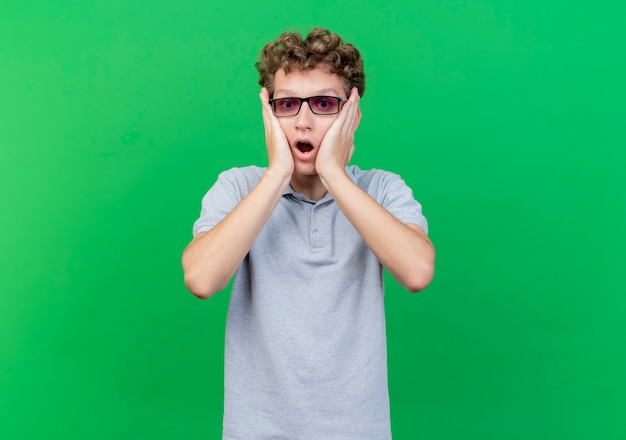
{"left": 269, "top": 95, "right": 346, "bottom": 117}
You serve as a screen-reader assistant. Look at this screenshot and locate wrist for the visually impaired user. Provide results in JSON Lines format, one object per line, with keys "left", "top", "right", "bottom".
{"left": 319, "top": 166, "right": 349, "bottom": 192}
{"left": 264, "top": 166, "right": 292, "bottom": 188}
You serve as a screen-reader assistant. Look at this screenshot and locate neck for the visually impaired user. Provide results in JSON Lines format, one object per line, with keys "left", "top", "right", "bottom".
{"left": 290, "top": 174, "right": 328, "bottom": 201}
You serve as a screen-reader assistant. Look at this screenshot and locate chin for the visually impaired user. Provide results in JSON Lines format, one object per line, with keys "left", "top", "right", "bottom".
{"left": 293, "top": 163, "right": 318, "bottom": 177}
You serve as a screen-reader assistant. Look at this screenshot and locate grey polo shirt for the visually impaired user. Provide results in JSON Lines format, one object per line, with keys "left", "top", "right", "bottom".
{"left": 193, "top": 165, "right": 428, "bottom": 440}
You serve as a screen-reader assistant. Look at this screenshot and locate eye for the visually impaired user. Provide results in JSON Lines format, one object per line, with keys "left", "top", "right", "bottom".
{"left": 311, "top": 97, "right": 339, "bottom": 113}
{"left": 277, "top": 98, "right": 298, "bottom": 109}
{"left": 317, "top": 98, "right": 332, "bottom": 108}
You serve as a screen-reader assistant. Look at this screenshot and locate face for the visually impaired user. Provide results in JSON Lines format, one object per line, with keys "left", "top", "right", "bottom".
{"left": 272, "top": 68, "right": 347, "bottom": 177}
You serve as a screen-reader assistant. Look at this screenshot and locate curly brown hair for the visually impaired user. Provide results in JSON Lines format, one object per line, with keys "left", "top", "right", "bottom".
{"left": 256, "top": 28, "right": 365, "bottom": 98}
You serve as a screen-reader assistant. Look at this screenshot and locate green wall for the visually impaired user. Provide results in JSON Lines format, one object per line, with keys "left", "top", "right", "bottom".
{"left": 1, "top": 1, "right": 624, "bottom": 438}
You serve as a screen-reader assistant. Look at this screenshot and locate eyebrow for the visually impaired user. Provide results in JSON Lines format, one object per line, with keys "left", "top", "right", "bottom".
{"left": 274, "top": 88, "right": 341, "bottom": 97}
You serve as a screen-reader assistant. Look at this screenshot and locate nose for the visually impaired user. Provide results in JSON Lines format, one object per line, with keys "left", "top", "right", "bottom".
{"left": 294, "top": 101, "right": 314, "bottom": 131}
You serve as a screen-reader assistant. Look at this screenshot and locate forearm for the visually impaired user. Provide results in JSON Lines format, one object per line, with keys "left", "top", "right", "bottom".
{"left": 320, "top": 169, "right": 435, "bottom": 292}
{"left": 182, "top": 169, "right": 290, "bottom": 298}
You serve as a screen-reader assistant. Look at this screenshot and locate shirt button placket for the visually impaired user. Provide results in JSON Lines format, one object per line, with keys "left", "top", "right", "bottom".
{"left": 310, "top": 205, "right": 322, "bottom": 252}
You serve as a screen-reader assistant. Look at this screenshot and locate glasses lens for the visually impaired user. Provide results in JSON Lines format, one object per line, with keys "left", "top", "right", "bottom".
{"left": 272, "top": 98, "right": 301, "bottom": 116}
{"left": 309, "top": 96, "right": 340, "bottom": 114}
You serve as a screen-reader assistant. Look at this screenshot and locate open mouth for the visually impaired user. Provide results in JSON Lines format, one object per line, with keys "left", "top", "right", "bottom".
{"left": 296, "top": 141, "right": 314, "bottom": 154}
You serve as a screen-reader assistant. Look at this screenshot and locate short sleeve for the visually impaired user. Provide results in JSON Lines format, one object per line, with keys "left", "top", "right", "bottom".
{"left": 192, "top": 167, "right": 264, "bottom": 236}
{"left": 361, "top": 169, "right": 429, "bottom": 235}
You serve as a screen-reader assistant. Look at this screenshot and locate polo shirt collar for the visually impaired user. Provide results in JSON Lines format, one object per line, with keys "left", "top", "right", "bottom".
{"left": 282, "top": 166, "right": 359, "bottom": 204}
{"left": 283, "top": 185, "right": 333, "bottom": 204}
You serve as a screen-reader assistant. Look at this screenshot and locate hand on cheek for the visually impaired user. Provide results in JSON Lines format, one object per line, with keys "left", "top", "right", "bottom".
{"left": 316, "top": 88, "right": 361, "bottom": 177}
{"left": 260, "top": 88, "right": 294, "bottom": 178}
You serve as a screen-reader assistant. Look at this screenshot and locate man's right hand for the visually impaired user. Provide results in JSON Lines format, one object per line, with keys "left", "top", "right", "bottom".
{"left": 183, "top": 91, "right": 294, "bottom": 299}
{"left": 260, "top": 87, "right": 294, "bottom": 179}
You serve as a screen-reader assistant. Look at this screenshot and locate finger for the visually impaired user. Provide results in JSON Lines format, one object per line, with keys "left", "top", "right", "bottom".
{"left": 350, "top": 87, "right": 359, "bottom": 101}
{"left": 260, "top": 88, "right": 285, "bottom": 140}
{"left": 334, "top": 93, "right": 357, "bottom": 133}
{"left": 261, "top": 88, "right": 287, "bottom": 133}
{"left": 345, "top": 88, "right": 359, "bottom": 118}
{"left": 259, "top": 91, "right": 273, "bottom": 136}
{"left": 340, "top": 90, "right": 359, "bottom": 136}
{"left": 260, "top": 87, "right": 270, "bottom": 103}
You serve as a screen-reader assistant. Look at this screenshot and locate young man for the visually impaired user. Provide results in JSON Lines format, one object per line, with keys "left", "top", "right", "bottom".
{"left": 183, "top": 28, "right": 435, "bottom": 439}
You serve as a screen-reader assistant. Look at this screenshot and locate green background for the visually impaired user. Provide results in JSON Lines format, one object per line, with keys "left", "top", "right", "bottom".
{"left": 1, "top": 0, "right": 624, "bottom": 438}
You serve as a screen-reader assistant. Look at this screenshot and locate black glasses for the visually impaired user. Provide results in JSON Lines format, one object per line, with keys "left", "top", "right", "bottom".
{"left": 269, "top": 96, "right": 345, "bottom": 117}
